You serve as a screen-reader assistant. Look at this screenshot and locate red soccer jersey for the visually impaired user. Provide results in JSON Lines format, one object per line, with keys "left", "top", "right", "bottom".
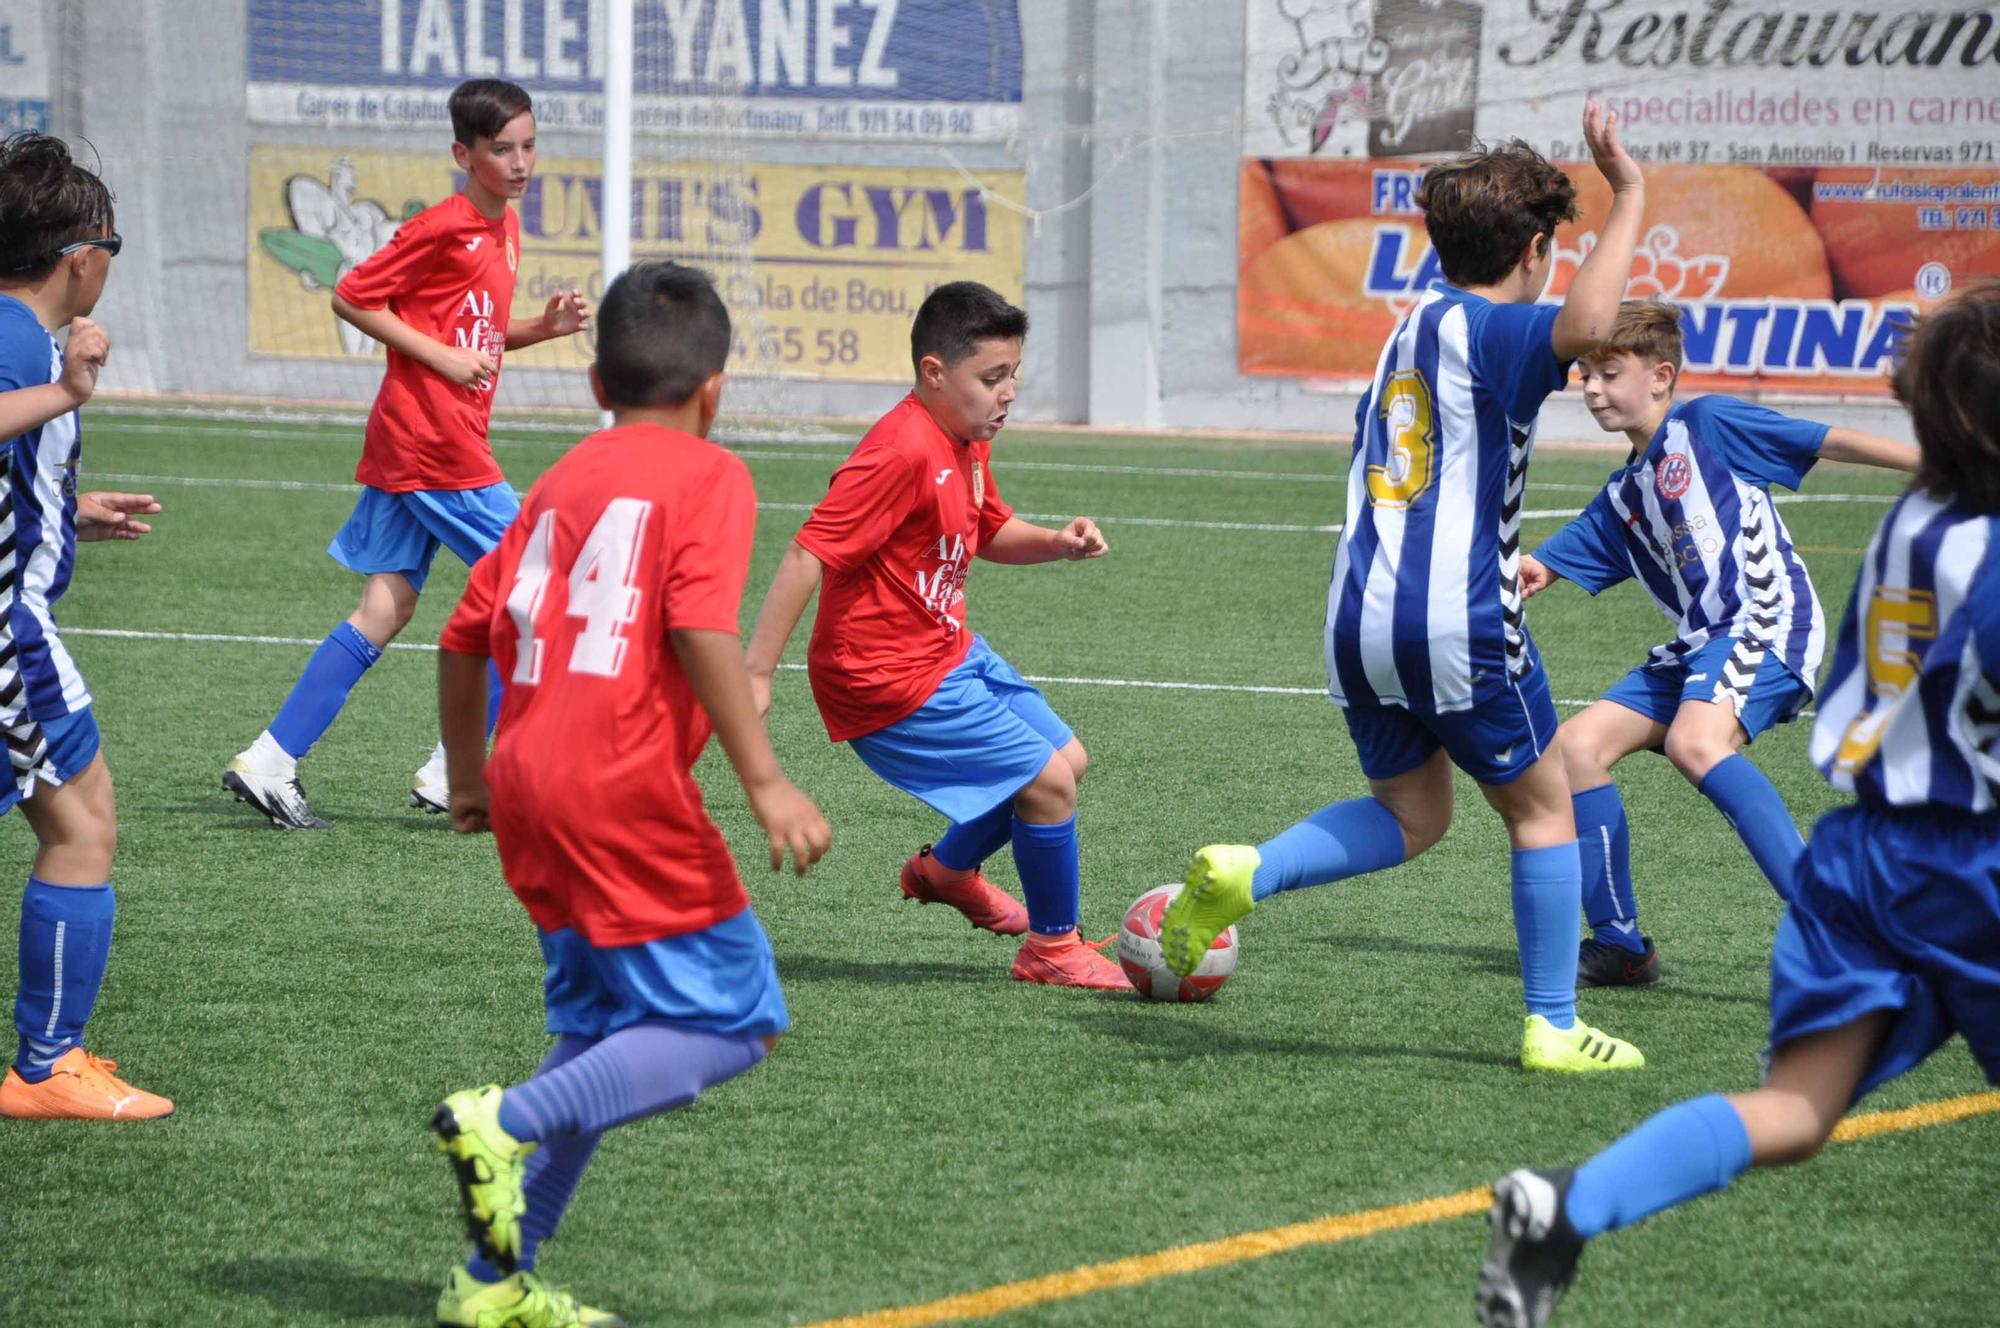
{"left": 795, "top": 394, "right": 1015, "bottom": 742}
{"left": 439, "top": 424, "right": 757, "bottom": 947}
{"left": 336, "top": 192, "right": 518, "bottom": 493}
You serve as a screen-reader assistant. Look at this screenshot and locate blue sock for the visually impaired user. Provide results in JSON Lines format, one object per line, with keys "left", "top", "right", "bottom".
{"left": 1511, "top": 843, "right": 1581, "bottom": 1030}
{"left": 1011, "top": 815, "right": 1081, "bottom": 936}
{"left": 13, "top": 879, "right": 115, "bottom": 1082}
{"left": 1697, "top": 755, "right": 1805, "bottom": 902}
{"left": 268, "top": 623, "right": 383, "bottom": 760}
{"left": 1249, "top": 798, "right": 1404, "bottom": 901}
{"left": 486, "top": 660, "right": 504, "bottom": 737}
{"left": 497, "top": 1021, "right": 767, "bottom": 1141}
{"left": 932, "top": 800, "right": 1015, "bottom": 873}
{"left": 1567, "top": 1094, "right": 1752, "bottom": 1238}
{"left": 1573, "top": 784, "right": 1644, "bottom": 952}
{"left": 468, "top": 1035, "right": 603, "bottom": 1281}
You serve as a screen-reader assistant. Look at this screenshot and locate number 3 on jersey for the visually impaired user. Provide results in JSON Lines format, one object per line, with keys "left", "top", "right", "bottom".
{"left": 1367, "top": 370, "right": 1436, "bottom": 509}
{"left": 506, "top": 499, "right": 654, "bottom": 684}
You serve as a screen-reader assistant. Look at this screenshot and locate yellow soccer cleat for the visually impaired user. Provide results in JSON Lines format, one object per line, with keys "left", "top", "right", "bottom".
{"left": 1520, "top": 1015, "right": 1645, "bottom": 1073}
{"left": 1160, "top": 845, "right": 1259, "bottom": 978}
{"left": 433, "top": 1086, "right": 537, "bottom": 1273}
{"left": 436, "top": 1267, "right": 626, "bottom": 1328}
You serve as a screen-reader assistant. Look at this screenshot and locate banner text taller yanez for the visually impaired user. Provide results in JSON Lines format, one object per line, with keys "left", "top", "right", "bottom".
{"left": 1239, "top": 1, "right": 2000, "bottom": 393}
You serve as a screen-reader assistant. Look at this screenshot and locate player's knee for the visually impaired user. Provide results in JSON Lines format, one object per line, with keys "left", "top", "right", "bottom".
{"left": 1663, "top": 724, "right": 1730, "bottom": 782}
{"left": 760, "top": 1033, "right": 782, "bottom": 1055}
{"left": 1559, "top": 722, "right": 1618, "bottom": 789}
{"left": 1015, "top": 752, "right": 1078, "bottom": 821}
{"left": 1059, "top": 739, "right": 1088, "bottom": 784}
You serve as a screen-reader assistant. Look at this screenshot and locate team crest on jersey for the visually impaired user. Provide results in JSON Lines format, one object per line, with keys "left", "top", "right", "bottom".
{"left": 1657, "top": 453, "right": 1693, "bottom": 501}
{"left": 971, "top": 461, "right": 984, "bottom": 508}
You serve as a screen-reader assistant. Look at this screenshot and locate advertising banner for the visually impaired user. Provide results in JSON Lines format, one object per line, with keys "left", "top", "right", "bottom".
{"left": 0, "top": 5, "right": 52, "bottom": 135}
{"left": 248, "top": 146, "right": 1024, "bottom": 383}
{"left": 1239, "top": 1, "right": 2000, "bottom": 391}
{"left": 247, "top": 0, "right": 1023, "bottom": 143}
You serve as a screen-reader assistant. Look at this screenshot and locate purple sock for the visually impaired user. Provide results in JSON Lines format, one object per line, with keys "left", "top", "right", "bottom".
{"left": 497, "top": 1021, "right": 767, "bottom": 1141}
{"left": 467, "top": 1035, "right": 602, "bottom": 1282}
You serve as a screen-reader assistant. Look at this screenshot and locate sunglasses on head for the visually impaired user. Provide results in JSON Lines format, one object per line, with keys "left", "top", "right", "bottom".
{"left": 0, "top": 232, "right": 123, "bottom": 274}
{"left": 55, "top": 232, "right": 122, "bottom": 259}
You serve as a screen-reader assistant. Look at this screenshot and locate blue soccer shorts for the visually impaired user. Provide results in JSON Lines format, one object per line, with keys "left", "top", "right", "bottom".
{"left": 1768, "top": 802, "right": 2000, "bottom": 1105}
{"left": 0, "top": 706, "right": 101, "bottom": 816}
{"left": 848, "top": 635, "right": 1074, "bottom": 824}
{"left": 1601, "top": 635, "right": 1811, "bottom": 741}
{"left": 327, "top": 482, "right": 520, "bottom": 593}
{"left": 539, "top": 909, "right": 790, "bottom": 1043}
{"left": 1342, "top": 659, "right": 1558, "bottom": 787}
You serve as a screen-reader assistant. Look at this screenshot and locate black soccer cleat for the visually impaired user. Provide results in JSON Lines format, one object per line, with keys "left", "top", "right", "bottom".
{"left": 1576, "top": 935, "right": 1660, "bottom": 988}
{"left": 1477, "top": 1168, "right": 1585, "bottom": 1328}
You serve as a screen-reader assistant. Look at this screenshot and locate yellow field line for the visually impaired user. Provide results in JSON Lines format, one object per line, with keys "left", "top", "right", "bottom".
{"left": 803, "top": 1089, "right": 2000, "bottom": 1328}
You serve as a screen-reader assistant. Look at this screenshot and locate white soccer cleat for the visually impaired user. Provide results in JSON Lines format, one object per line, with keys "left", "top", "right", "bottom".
{"left": 223, "top": 753, "right": 332, "bottom": 830}
{"left": 411, "top": 743, "right": 450, "bottom": 814}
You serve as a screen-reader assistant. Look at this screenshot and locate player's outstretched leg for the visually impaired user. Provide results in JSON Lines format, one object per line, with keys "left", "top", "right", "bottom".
{"left": 433, "top": 1085, "right": 537, "bottom": 1273}
{"left": 1476, "top": 1168, "right": 1584, "bottom": 1328}
{"left": 1161, "top": 845, "right": 1259, "bottom": 978}
{"left": 1163, "top": 796, "right": 1409, "bottom": 977}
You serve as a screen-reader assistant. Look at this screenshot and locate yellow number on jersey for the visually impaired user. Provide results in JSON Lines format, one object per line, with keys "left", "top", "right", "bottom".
{"left": 1833, "top": 584, "right": 1939, "bottom": 775}
{"left": 1367, "top": 370, "right": 1436, "bottom": 509}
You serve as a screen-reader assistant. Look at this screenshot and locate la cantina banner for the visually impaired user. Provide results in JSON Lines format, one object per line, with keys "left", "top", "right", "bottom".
{"left": 1238, "top": 1, "right": 2000, "bottom": 391}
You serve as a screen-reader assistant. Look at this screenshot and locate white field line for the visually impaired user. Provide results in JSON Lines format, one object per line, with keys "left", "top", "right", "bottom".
{"left": 89, "top": 415, "right": 1906, "bottom": 503}
{"left": 88, "top": 471, "right": 1883, "bottom": 537}
{"left": 61, "top": 625, "right": 1820, "bottom": 717}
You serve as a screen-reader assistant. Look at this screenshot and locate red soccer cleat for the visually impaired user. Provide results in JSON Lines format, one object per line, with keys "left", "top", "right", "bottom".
{"left": 900, "top": 847, "right": 1029, "bottom": 935}
{"left": 1010, "top": 935, "right": 1134, "bottom": 990}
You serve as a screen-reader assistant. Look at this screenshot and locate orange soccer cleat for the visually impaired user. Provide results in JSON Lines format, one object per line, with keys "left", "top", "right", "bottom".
{"left": 1010, "top": 934, "right": 1133, "bottom": 990}
{"left": 899, "top": 847, "right": 1029, "bottom": 935}
{"left": 0, "top": 1047, "right": 174, "bottom": 1120}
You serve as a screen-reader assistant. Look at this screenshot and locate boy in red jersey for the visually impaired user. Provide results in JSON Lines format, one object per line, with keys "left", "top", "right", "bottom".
{"left": 746, "top": 281, "right": 1126, "bottom": 989}
{"left": 224, "top": 78, "right": 588, "bottom": 830}
{"left": 427, "top": 261, "right": 830, "bottom": 1328}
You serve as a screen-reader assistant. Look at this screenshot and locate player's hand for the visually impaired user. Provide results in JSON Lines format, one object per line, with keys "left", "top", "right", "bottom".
{"left": 450, "top": 781, "right": 492, "bottom": 835}
{"left": 1582, "top": 99, "right": 1642, "bottom": 195}
{"left": 1518, "top": 553, "right": 1555, "bottom": 599}
{"left": 747, "top": 777, "right": 832, "bottom": 876}
{"left": 76, "top": 491, "right": 160, "bottom": 542}
{"left": 541, "top": 288, "right": 590, "bottom": 338}
{"left": 435, "top": 345, "right": 499, "bottom": 390}
{"left": 59, "top": 317, "right": 109, "bottom": 406}
{"left": 1055, "top": 516, "right": 1108, "bottom": 560}
{"left": 749, "top": 669, "right": 774, "bottom": 720}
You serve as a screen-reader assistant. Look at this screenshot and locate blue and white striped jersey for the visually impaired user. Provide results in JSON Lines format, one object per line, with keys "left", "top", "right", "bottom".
{"left": 1810, "top": 491, "right": 2000, "bottom": 814}
{"left": 1534, "top": 395, "right": 1827, "bottom": 711}
{"left": 1327, "top": 284, "right": 1567, "bottom": 713}
{"left": 0, "top": 295, "right": 90, "bottom": 763}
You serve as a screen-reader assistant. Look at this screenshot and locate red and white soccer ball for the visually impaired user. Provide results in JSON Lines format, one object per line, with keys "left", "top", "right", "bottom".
{"left": 1118, "top": 883, "right": 1239, "bottom": 1002}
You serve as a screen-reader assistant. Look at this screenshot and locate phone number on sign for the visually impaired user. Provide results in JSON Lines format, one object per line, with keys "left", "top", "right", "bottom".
{"left": 732, "top": 325, "right": 865, "bottom": 371}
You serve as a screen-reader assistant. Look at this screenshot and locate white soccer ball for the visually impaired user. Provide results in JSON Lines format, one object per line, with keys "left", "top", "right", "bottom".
{"left": 1118, "top": 882, "right": 1239, "bottom": 1002}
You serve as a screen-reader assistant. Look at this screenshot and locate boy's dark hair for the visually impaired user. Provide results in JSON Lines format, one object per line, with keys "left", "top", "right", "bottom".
{"left": 1585, "top": 300, "right": 1685, "bottom": 373}
{"left": 595, "top": 261, "right": 731, "bottom": 409}
{"left": 1893, "top": 280, "right": 2000, "bottom": 514}
{"left": 449, "top": 79, "right": 533, "bottom": 147}
{"left": 911, "top": 281, "right": 1028, "bottom": 373}
{"left": 1416, "top": 140, "right": 1577, "bottom": 288}
{"left": 0, "top": 133, "right": 115, "bottom": 280}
